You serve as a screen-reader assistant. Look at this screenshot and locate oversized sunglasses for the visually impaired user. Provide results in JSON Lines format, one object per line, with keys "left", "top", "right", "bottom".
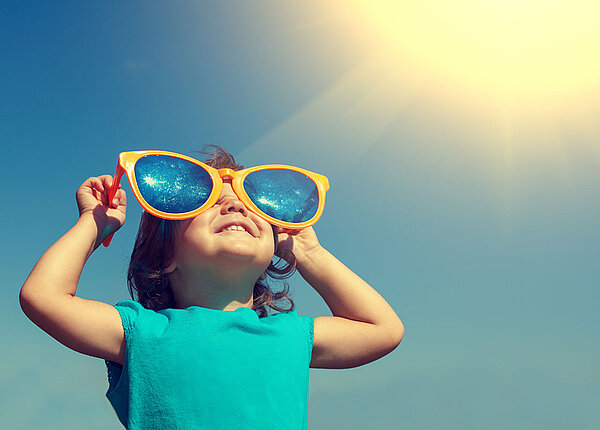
{"left": 102, "top": 150, "right": 330, "bottom": 247}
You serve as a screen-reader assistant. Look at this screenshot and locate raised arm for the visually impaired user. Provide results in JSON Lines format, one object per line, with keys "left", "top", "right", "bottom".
{"left": 19, "top": 175, "right": 129, "bottom": 364}
{"left": 276, "top": 227, "right": 404, "bottom": 369}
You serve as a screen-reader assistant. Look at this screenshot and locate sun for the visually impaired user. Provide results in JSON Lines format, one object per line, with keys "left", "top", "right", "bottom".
{"left": 244, "top": 1, "right": 600, "bottom": 177}
{"left": 344, "top": 0, "right": 600, "bottom": 123}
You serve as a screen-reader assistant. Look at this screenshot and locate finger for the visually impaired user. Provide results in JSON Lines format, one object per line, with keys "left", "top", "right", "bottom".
{"left": 94, "top": 177, "right": 113, "bottom": 205}
{"left": 79, "top": 178, "right": 98, "bottom": 202}
{"left": 91, "top": 187, "right": 101, "bottom": 201}
{"left": 99, "top": 174, "right": 114, "bottom": 189}
{"left": 276, "top": 229, "right": 288, "bottom": 238}
{"left": 112, "top": 188, "right": 127, "bottom": 208}
{"left": 82, "top": 178, "right": 103, "bottom": 203}
{"left": 99, "top": 175, "right": 116, "bottom": 206}
{"left": 93, "top": 176, "right": 106, "bottom": 193}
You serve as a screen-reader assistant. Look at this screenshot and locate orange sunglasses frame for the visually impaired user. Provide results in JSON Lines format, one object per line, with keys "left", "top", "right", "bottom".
{"left": 102, "top": 150, "right": 330, "bottom": 247}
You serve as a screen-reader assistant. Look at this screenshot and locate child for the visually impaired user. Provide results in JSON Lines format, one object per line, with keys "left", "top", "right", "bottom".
{"left": 20, "top": 145, "right": 404, "bottom": 429}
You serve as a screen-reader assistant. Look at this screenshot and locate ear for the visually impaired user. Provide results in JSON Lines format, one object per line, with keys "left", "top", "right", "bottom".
{"left": 163, "top": 259, "right": 177, "bottom": 274}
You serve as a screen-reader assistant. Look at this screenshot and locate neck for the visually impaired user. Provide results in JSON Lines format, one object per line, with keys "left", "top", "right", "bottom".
{"left": 168, "top": 262, "right": 259, "bottom": 311}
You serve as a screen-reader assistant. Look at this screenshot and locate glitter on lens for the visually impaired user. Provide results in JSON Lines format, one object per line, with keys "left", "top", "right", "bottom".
{"left": 135, "top": 155, "right": 213, "bottom": 214}
{"left": 257, "top": 197, "right": 275, "bottom": 206}
{"left": 244, "top": 169, "right": 319, "bottom": 223}
{"left": 143, "top": 176, "right": 158, "bottom": 186}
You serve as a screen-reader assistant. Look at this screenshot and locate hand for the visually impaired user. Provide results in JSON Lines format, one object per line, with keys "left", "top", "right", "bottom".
{"left": 75, "top": 175, "right": 127, "bottom": 245}
{"left": 275, "top": 226, "right": 322, "bottom": 266}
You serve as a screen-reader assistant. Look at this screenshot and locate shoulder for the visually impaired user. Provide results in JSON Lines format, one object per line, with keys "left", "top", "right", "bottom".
{"left": 271, "top": 308, "right": 315, "bottom": 346}
{"left": 112, "top": 300, "right": 159, "bottom": 334}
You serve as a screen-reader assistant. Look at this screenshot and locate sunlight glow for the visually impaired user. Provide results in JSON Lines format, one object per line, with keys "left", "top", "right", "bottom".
{"left": 348, "top": 0, "right": 600, "bottom": 118}
{"left": 244, "top": 0, "right": 600, "bottom": 183}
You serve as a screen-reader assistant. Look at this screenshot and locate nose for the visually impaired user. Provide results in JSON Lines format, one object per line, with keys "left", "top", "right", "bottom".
{"left": 218, "top": 177, "right": 248, "bottom": 216}
{"left": 219, "top": 193, "right": 249, "bottom": 216}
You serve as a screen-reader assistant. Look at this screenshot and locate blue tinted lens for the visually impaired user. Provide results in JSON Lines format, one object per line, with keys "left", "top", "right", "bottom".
{"left": 243, "top": 169, "right": 319, "bottom": 223}
{"left": 134, "top": 155, "right": 213, "bottom": 214}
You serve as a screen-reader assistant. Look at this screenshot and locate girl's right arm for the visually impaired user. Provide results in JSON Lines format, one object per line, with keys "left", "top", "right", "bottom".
{"left": 19, "top": 175, "right": 128, "bottom": 365}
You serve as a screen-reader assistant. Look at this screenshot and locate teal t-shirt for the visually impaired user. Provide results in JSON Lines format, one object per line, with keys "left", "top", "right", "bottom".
{"left": 104, "top": 300, "right": 315, "bottom": 430}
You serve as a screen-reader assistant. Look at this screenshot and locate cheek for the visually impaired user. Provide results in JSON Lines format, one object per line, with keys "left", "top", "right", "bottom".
{"left": 261, "top": 227, "right": 277, "bottom": 260}
{"left": 257, "top": 241, "right": 276, "bottom": 270}
{"left": 176, "top": 223, "right": 213, "bottom": 257}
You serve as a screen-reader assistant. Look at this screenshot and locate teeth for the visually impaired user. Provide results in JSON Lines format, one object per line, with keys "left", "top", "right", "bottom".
{"left": 223, "top": 225, "right": 248, "bottom": 232}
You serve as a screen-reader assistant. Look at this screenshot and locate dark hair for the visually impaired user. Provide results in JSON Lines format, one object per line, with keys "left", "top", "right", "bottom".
{"left": 126, "top": 144, "right": 298, "bottom": 318}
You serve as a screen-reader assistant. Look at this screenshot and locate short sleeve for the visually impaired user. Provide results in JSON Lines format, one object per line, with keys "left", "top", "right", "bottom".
{"left": 296, "top": 314, "right": 315, "bottom": 361}
{"left": 104, "top": 300, "right": 147, "bottom": 408}
{"left": 112, "top": 299, "right": 146, "bottom": 337}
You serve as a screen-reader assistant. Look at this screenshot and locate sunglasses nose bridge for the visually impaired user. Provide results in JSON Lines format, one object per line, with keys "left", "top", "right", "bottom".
{"left": 217, "top": 168, "right": 235, "bottom": 180}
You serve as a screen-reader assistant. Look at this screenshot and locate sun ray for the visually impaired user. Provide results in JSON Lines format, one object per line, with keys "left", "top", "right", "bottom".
{"left": 242, "top": 1, "right": 599, "bottom": 241}
{"left": 240, "top": 51, "right": 423, "bottom": 174}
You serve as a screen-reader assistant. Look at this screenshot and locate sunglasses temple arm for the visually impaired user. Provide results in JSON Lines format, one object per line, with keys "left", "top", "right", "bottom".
{"left": 102, "top": 164, "right": 125, "bottom": 248}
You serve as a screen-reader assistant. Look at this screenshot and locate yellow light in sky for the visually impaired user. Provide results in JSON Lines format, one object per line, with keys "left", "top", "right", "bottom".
{"left": 245, "top": 1, "right": 600, "bottom": 241}
{"left": 245, "top": 0, "right": 600, "bottom": 178}
{"left": 347, "top": 0, "right": 600, "bottom": 120}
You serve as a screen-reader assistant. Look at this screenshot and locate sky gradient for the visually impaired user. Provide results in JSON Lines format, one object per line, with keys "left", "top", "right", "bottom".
{"left": 3, "top": 2, "right": 600, "bottom": 429}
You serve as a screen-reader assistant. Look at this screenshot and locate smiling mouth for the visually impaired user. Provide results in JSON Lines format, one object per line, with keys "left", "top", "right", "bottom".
{"left": 218, "top": 225, "right": 253, "bottom": 235}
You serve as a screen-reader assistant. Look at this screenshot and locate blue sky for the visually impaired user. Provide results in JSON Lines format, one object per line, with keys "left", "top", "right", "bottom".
{"left": 3, "top": 2, "right": 600, "bottom": 429}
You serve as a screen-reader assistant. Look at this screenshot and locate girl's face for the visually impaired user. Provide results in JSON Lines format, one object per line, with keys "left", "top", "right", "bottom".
{"left": 169, "top": 179, "right": 275, "bottom": 274}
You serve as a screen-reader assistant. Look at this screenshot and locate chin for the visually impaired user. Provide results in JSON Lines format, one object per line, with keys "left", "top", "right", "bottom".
{"left": 215, "top": 245, "right": 269, "bottom": 262}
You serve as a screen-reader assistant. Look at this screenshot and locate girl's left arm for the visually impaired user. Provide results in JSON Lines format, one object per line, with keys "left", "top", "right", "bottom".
{"left": 276, "top": 227, "right": 404, "bottom": 369}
